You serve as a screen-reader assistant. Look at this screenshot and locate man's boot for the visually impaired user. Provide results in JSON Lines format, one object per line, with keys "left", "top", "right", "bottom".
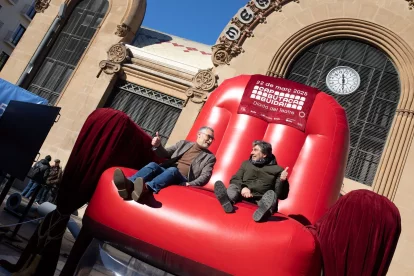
{"left": 113, "top": 168, "right": 133, "bottom": 200}
{"left": 214, "top": 181, "right": 234, "bottom": 213}
{"left": 253, "top": 190, "right": 276, "bottom": 222}
{"left": 270, "top": 196, "right": 279, "bottom": 214}
{"left": 131, "top": 177, "right": 150, "bottom": 202}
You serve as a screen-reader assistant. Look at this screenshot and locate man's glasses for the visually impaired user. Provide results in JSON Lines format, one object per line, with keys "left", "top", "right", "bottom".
{"left": 201, "top": 132, "right": 215, "bottom": 141}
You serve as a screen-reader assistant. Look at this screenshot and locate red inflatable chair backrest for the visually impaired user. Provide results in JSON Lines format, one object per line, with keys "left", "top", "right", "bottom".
{"left": 186, "top": 75, "right": 349, "bottom": 224}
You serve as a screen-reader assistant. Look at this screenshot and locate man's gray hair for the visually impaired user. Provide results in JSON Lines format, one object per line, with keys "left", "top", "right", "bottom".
{"left": 253, "top": 140, "right": 272, "bottom": 156}
{"left": 198, "top": 126, "right": 214, "bottom": 133}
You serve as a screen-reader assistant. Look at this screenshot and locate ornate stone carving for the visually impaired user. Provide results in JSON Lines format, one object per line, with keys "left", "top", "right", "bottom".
{"left": 108, "top": 43, "right": 130, "bottom": 63}
{"left": 184, "top": 89, "right": 209, "bottom": 106}
{"left": 212, "top": 0, "right": 290, "bottom": 66}
{"left": 407, "top": 0, "right": 414, "bottom": 9}
{"left": 98, "top": 60, "right": 121, "bottom": 76}
{"left": 97, "top": 43, "right": 132, "bottom": 77}
{"left": 35, "top": 0, "right": 51, "bottom": 13}
{"left": 184, "top": 68, "right": 218, "bottom": 106}
{"left": 115, "top": 23, "right": 131, "bottom": 37}
{"left": 193, "top": 68, "right": 217, "bottom": 91}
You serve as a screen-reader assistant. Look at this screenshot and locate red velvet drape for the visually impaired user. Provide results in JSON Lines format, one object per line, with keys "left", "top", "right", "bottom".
{"left": 314, "top": 190, "right": 401, "bottom": 276}
{"left": 0, "top": 108, "right": 158, "bottom": 275}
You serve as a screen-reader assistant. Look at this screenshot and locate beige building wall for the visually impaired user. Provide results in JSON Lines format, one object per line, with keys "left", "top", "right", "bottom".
{"left": 212, "top": 0, "right": 414, "bottom": 275}
{"left": 0, "top": 0, "right": 35, "bottom": 68}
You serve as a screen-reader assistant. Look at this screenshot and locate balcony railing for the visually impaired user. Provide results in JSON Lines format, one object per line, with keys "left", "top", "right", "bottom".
{"left": 21, "top": 4, "right": 36, "bottom": 20}
{"left": 7, "top": 0, "right": 19, "bottom": 5}
{"left": 4, "top": 27, "right": 25, "bottom": 47}
{"left": 4, "top": 31, "right": 14, "bottom": 46}
{"left": 0, "top": 52, "right": 10, "bottom": 71}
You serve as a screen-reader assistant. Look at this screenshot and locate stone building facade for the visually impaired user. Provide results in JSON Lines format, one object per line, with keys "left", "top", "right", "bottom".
{"left": 0, "top": 0, "right": 413, "bottom": 274}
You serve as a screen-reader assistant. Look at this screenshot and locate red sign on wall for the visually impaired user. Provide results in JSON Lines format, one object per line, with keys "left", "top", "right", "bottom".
{"left": 238, "top": 75, "right": 319, "bottom": 132}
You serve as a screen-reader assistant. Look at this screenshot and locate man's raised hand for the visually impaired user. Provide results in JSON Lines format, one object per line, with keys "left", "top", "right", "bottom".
{"left": 281, "top": 167, "right": 289, "bottom": 181}
{"left": 152, "top": 131, "right": 161, "bottom": 148}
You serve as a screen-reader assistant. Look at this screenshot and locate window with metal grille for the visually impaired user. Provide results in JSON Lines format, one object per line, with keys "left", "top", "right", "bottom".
{"left": 106, "top": 81, "right": 184, "bottom": 146}
{"left": 287, "top": 39, "right": 400, "bottom": 186}
{"left": 27, "top": 0, "right": 108, "bottom": 105}
{"left": 0, "top": 51, "right": 10, "bottom": 71}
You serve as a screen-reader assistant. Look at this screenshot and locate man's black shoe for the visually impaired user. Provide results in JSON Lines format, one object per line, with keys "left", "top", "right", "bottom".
{"left": 214, "top": 181, "right": 234, "bottom": 213}
{"left": 253, "top": 190, "right": 276, "bottom": 222}
{"left": 113, "top": 168, "right": 133, "bottom": 200}
{"left": 132, "top": 177, "right": 150, "bottom": 202}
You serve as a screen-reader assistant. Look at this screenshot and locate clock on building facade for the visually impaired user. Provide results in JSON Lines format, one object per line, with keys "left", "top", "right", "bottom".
{"left": 287, "top": 39, "right": 400, "bottom": 186}
{"left": 326, "top": 66, "right": 361, "bottom": 95}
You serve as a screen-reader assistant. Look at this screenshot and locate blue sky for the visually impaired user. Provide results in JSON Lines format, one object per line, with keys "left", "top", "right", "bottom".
{"left": 142, "top": 0, "right": 247, "bottom": 45}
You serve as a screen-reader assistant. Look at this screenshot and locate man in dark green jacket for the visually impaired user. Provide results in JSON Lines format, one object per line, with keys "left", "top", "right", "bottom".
{"left": 214, "top": 140, "right": 289, "bottom": 222}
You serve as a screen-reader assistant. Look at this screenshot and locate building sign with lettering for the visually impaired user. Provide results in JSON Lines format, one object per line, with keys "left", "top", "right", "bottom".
{"left": 224, "top": 24, "right": 241, "bottom": 41}
{"left": 238, "top": 75, "right": 320, "bottom": 132}
{"left": 254, "top": 0, "right": 271, "bottom": 9}
{"left": 237, "top": 6, "right": 254, "bottom": 24}
{"left": 223, "top": 0, "right": 274, "bottom": 41}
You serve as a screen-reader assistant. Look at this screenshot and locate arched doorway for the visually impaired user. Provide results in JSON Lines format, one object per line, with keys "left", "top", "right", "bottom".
{"left": 286, "top": 39, "right": 400, "bottom": 186}
{"left": 27, "top": 0, "right": 109, "bottom": 105}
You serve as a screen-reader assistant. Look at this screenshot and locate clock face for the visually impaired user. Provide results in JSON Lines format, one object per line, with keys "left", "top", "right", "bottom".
{"left": 326, "top": 66, "right": 361, "bottom": 95}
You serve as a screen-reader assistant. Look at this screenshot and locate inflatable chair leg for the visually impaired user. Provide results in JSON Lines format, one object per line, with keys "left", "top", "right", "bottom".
{"left": 60, "top": 227, "right": 93, "bottom": 276}
{"left": 72, "top": 239, "right": 101, "bottom": 276}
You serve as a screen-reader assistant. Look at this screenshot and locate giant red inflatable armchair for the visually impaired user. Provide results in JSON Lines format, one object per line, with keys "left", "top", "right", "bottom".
{"left": 85, "top": 74, "right": 351, "bottom": 275}
{"left": 2, "top": 74, "right": 400, "bottom": 276}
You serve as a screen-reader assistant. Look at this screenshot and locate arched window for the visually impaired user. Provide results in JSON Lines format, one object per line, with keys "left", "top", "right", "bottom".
{"left": 287, "top": 39, "right": 400, "bottom": 186}
{"left": 27, "top": 0, "right": 109, "bottom": 104}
